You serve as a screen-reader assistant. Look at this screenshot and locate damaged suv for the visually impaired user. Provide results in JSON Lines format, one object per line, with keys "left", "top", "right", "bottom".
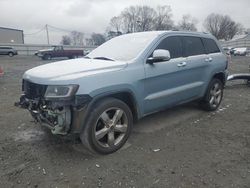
{"left": 16, "top": 31, "right": 228, "bottom": 154}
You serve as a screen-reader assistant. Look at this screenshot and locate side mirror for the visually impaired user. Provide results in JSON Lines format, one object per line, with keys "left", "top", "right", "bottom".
{"left": 147, "top": 49, "right": 171, "bottom": 64}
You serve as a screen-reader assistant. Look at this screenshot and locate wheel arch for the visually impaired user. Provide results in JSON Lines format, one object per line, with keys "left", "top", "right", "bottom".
{"left": 212, "top": 71, "right": 227, "bottom": 86}
{"left": 75, "top": 90, "right": 140, "bottom": 134}
{"left": 43, "top": 53, "right": 52, "bottom": 58}
{"left": 89, "top": 90, "right": 139, "bottom": 122}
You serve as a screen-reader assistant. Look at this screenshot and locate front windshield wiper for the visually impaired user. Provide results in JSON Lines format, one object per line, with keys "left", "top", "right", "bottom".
{"left": 93, "top": 57, "right": 114, "bottom": 61}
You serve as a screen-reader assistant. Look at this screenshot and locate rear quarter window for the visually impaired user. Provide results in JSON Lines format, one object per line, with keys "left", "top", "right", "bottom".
{"left": 202, "top": 38, "right": 220, "bottom": 54}
{"left": 182, "top": 36, "right": 205, "bottom": 57}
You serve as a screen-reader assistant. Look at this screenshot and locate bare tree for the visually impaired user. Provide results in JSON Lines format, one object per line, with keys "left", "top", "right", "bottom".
{"left": 153, "top": 5, "right": 174, "bottom": 30}
{"left": 91, "top": 33, "right": 106, "bottom": 46}
{"left": 178, "top": 14, "right": 198, "bottom": 31}
{"left": 136, "top": 6, "right": 156, "bottom": 31}
{"left": 121, "top": 6, "right": 139, "bottom": 33}
{"left": 204, "top": 13, "right": 243, "bottom": 40}
{"left": 106, "top": 30, "right": 122, "bottom": 40}
{"left": 108, "top": 5, "right": 174, "bottom": 34}
{"left": 110, "top": 16, "right": 123, "bottom": 33}
{"left": 60, "top": 35, "right": 71, "bottom": 45}
{"left": 70, "top": 31, "right": 84, "bottom": 45}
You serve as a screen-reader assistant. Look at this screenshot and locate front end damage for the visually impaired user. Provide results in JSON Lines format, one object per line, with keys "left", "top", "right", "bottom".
{"left": 15, "top": 80, "right": 91, "bottom": 135}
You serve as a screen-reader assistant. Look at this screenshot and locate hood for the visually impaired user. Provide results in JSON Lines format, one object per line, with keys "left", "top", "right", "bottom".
{"left": 23, "top": 58, "right": 127, "bottom": 84}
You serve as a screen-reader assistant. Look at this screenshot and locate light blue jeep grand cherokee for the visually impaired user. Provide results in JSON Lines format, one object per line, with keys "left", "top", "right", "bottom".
{"left": 17, "top": 31, "right": 228, "bottom": 154}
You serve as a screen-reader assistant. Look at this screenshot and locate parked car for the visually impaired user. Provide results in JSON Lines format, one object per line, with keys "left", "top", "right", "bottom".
{"left": 233, "top": 47, "right": 247, "bottom": 56}
{"left": 35, "top": 46, "right": 84, "bottom": 60}
{"left": 222, "top": 47, "right": 231, "bottom": 54}
{"left": 0, "top": 46, "right": 18, "bottom": 57}
{"left": 229, "top": 48, "right": 236, "bottom": 55}
{"left": 16, "top": 31, "right": 228, "bottom": 154}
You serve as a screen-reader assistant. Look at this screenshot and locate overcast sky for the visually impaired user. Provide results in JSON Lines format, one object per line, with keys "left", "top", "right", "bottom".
{"left": 0, "top": 0, "right": 249, "bottom": 44}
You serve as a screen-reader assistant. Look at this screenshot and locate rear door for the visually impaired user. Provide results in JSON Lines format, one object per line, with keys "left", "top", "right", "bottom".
{"left": 0, "top": 47, "right": 8, "bottom": 55}
{"left": 202, "top": 37, "right": 222, "bottom": 64}
{"left": 202, "top": 37, "right": 226, "bottom": 81}
{"left": 181, "top": 36, "right": 209, "bottom": 97}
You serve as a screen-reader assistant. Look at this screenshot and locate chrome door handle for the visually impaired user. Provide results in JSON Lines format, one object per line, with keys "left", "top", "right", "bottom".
{"left": 205, "top": 57, "right": 213, "bottom": 62}
{"left": 177, "top": 62, "right": 187, "bottom": 67}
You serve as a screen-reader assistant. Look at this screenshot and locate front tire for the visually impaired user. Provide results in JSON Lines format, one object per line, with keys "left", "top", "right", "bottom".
{"left": 201, "top": 78, "right": 223, "bottom": 111}
{"left": 43, "top": 54, "right": 51, "bottom": 60}
{"left": 80, "top": 98, "right": 133, "bottom": 154}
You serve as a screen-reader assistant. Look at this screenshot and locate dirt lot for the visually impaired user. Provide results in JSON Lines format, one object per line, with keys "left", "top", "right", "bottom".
{"left": 0, "top": 55, "right": 250, "bottom": 188}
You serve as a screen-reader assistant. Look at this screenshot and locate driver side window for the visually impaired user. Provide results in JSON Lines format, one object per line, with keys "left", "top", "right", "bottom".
{"left": 155, "top": 36, "right": 183, "bottom": 59}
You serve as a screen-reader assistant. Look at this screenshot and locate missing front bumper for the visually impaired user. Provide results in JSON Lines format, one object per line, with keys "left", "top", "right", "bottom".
{"left": 15, "top": 94, "right": 91, "bottom": 135}
{"left": 15, "top": 95, "right": 72, "bottom": 135}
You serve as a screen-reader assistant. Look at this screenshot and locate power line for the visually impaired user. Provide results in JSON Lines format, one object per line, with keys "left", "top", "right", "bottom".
{"left": 47, "top": 24, "right": 92, "bottom": 36}
{"left": 23, "top": 26, "right": 45, "bottom": 36}
{"left": 47, "top": 24, "right": 73, "bottom": 33}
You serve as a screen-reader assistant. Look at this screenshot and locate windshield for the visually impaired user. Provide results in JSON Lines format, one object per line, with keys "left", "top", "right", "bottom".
{"left": 88, "top": 32, "right": 161, "bottom": 61}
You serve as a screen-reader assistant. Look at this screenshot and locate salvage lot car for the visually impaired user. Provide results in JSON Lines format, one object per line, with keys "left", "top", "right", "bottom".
{"left": 35, "top": 45, "right": 84, "bottom": 60}
{"left": 0, "top": 46, "right": 18, "bottom": 57}
{"left": 233, "top": 47, "right": 248, "bottom": 56}
{"left": 16, "top": 31, "right": 228, "bottom": 154}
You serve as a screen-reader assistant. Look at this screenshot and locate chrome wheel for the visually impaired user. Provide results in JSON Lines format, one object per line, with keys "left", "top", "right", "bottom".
{"left": 209, "top": 82, "right": 222, "bottom": 108}
{"left": 95, "top": 108, "right": 128, "bottom": 148}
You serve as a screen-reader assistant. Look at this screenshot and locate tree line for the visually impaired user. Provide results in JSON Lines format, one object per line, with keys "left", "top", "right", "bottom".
{"left": 61, "top": 5, "right": 244, "bottom": 46}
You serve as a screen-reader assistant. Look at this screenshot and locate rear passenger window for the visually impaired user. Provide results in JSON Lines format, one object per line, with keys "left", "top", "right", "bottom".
{"left": 156, "top": 36, "right": 182, "bottom": 59}
{"left": 182, "top": 36, "right": 205, "bottom": 57}
{"left": 202, "top": 38, "right": 220, "bottom": 54}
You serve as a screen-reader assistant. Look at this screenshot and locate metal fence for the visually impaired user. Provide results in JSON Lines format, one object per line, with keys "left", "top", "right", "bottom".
{"left": 221, "top": 34, "right": 250, "bottom": 48}
{"left": 221, "top": 38, "right": 250, "bottom": 48}
{"left": 0, "top": 43, "right": 97, "bottom": 55}
{"left": 2, "top": 39, "right": 250, "bottom": 55}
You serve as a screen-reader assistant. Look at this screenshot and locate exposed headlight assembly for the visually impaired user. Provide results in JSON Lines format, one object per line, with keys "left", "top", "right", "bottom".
{"left": 45, "top": 85, "right": 79, "bottom": 99}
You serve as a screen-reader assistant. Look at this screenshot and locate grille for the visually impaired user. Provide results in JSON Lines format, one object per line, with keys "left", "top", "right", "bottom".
{"left": 22, "top": 80, "right": 47, "bottom": 99}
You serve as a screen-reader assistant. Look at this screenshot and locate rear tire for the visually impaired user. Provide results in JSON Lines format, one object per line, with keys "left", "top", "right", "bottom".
{"left": 201, "top": 78, "right": 223, "bottom": 111}
{"left": 8, "top": 52, "right": 14, "bottom": 57}
{"left": 80, "top": 98, "right": 133, "bottom": 154}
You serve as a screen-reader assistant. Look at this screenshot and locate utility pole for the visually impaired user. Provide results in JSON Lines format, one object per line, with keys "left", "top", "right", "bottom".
{"left": 45, "top": 24, "right": 50, "bottom": 45}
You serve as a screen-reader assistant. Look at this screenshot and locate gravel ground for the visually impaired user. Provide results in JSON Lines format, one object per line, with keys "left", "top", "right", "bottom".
{"left": 0, "top": 55, "right": 249, "bottom": 188}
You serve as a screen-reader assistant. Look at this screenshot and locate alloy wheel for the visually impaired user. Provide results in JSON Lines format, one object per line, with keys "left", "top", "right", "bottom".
{"left": 209, "top": 82, "right": 222, "bottom": 108}
{"left": 94, "top": 107, "right": 128, "bottom": 148}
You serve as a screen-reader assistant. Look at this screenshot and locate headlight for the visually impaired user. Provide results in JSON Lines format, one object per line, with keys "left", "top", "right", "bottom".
{"left": 44, "top": 85, "right": 79, "bottom": 99}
